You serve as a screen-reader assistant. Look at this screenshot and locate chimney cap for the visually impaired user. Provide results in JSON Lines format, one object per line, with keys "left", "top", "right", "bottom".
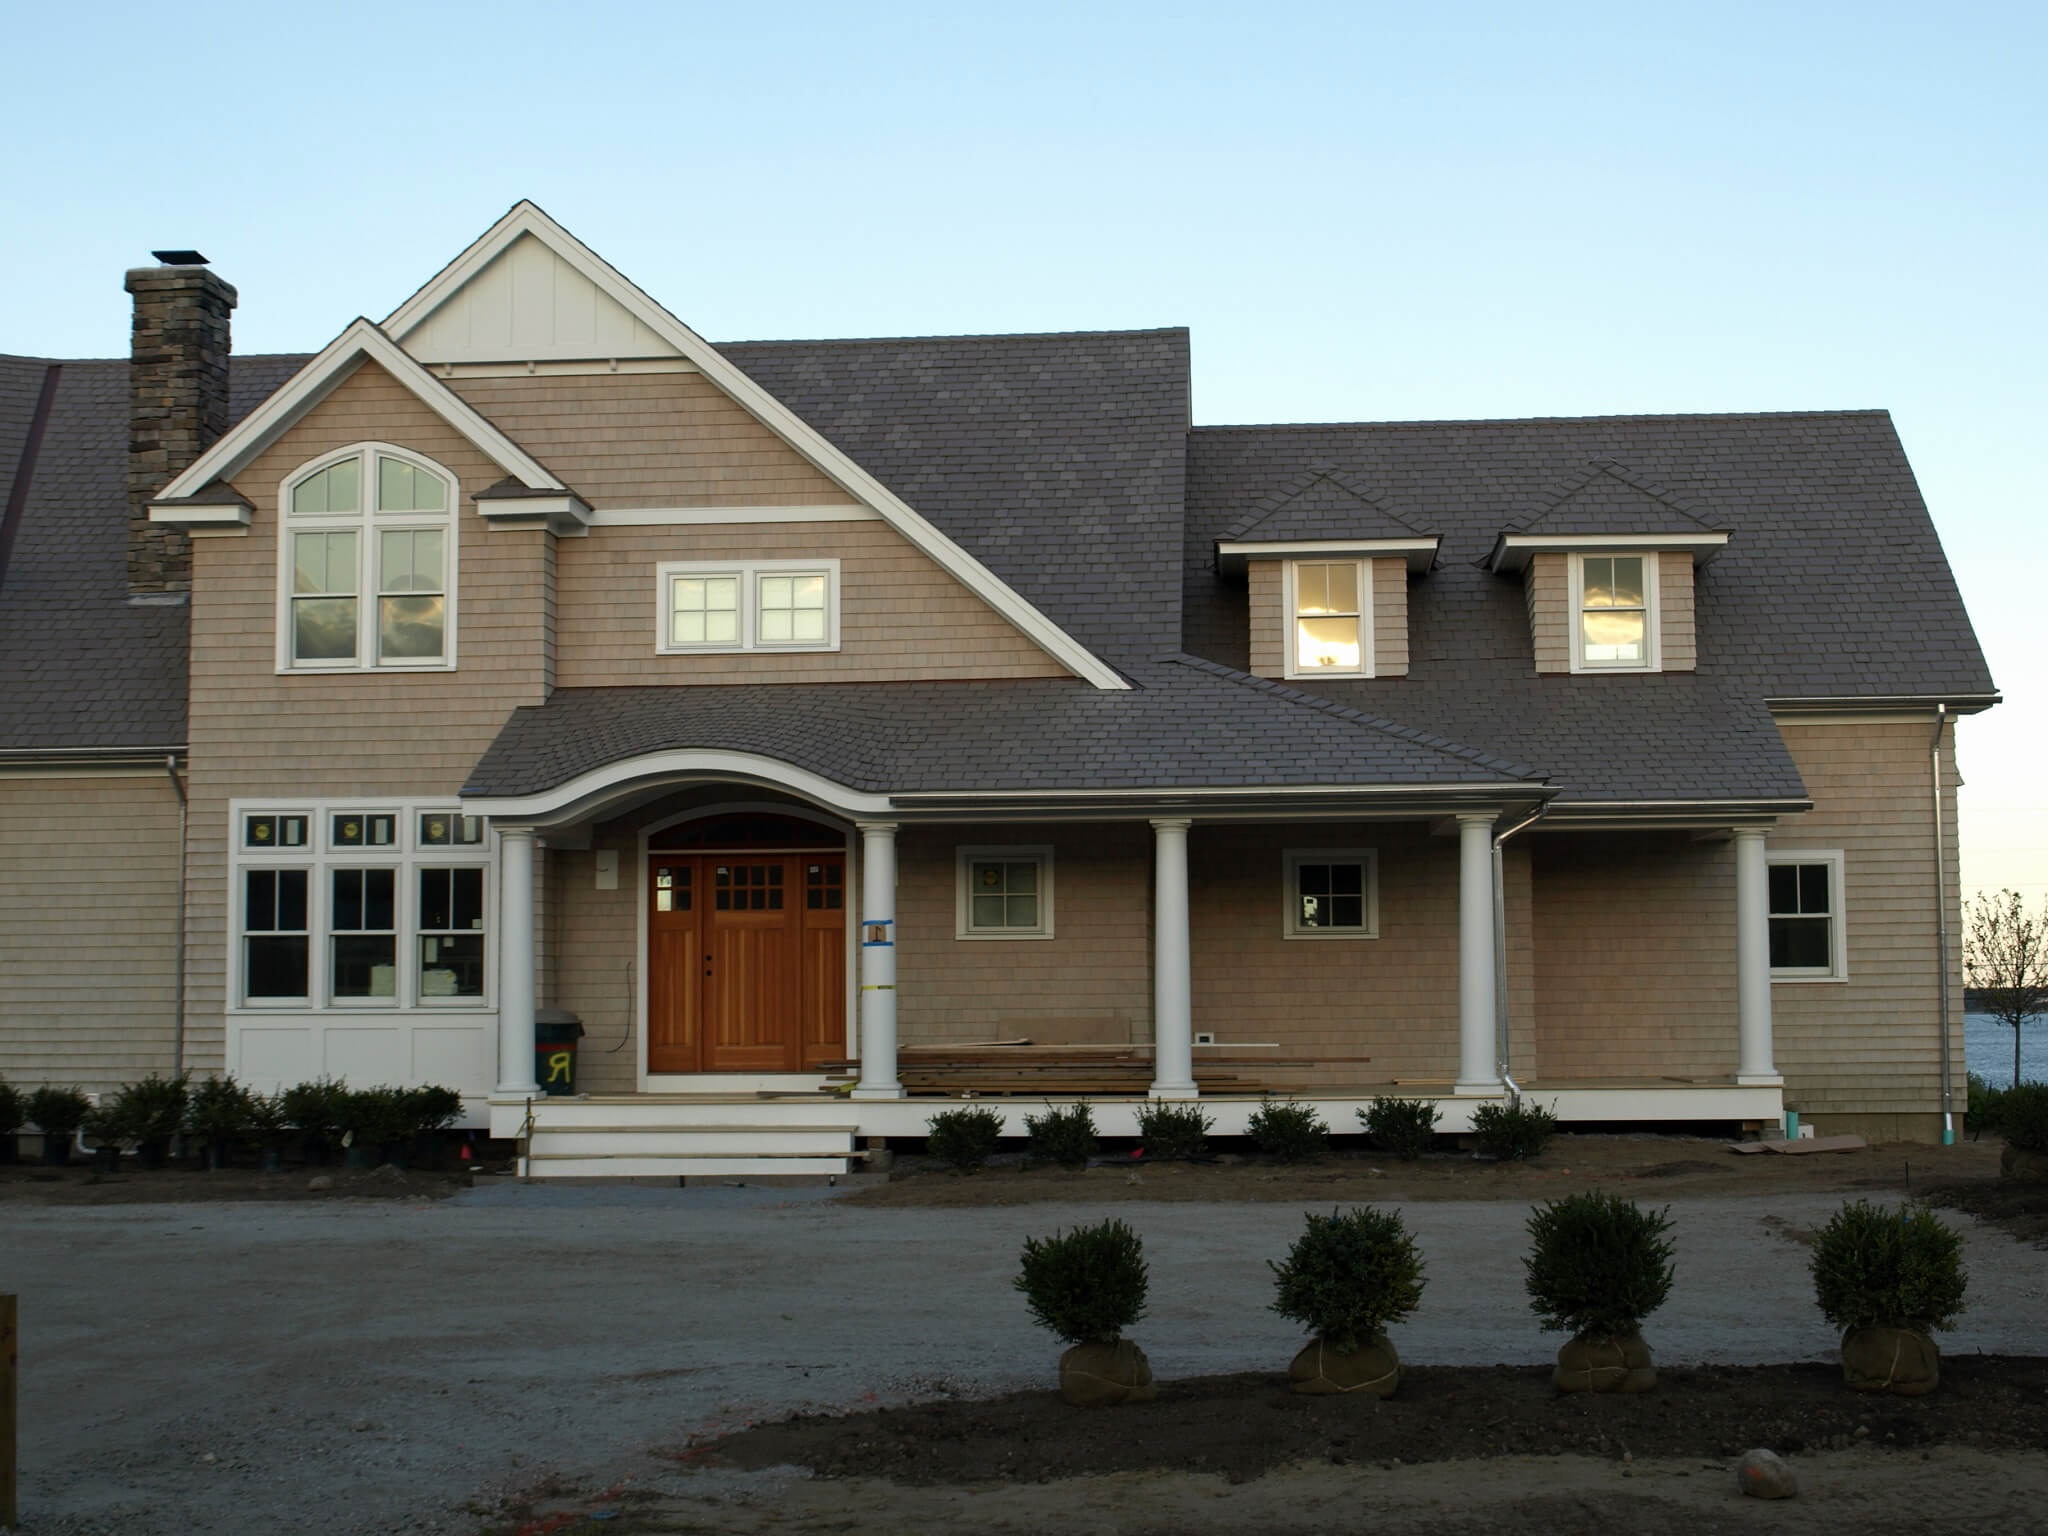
{"left": 150, "top": 249, "right": 209, "bottom": 266}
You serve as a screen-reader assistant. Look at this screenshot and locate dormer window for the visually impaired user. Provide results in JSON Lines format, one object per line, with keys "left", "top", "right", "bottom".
{"left": 1571, "top": 552, "right": 1660, "bottom": 672}
{"left": 279, "top": 445, "right": 457, "bottom": 672}
{"left": 1288, "top": 560, "right": 1368, "bottom": 677}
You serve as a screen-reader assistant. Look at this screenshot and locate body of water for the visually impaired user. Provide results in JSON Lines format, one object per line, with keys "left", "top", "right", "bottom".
{"left": 1966, "top": 1012, "right": 2048, "bottom": 1088}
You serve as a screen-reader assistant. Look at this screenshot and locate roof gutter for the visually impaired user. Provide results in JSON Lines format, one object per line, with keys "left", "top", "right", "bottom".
{"left": 1769, "top": 693, "right": 2000, "bottom": 717}
{"left": 165, "top": 755, "right": 188, "bottom": 1079}
{"left": 0, "top": 745, "right": 189, "bottom": 771}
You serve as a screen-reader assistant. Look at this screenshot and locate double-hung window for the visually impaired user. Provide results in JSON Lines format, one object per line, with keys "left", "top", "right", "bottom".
{"left": 1572, "top": 553, "right": 1659, "bottom": 671}
{"left": 1284, "top": 849, "right": 1379, "bottom": 938}
{"left": 657, "top": 559, "right": 840, "bottom": 655}
{"left": 281, "top": 446, "right": 457, "bottom": 671}
{"left": 1287, "top": 560, "right": 1368, "bottom": 677}
{"left": 1768, "top": 851, "right": 1846, "bottom": 980}
{"left": 233, "top": 802, "right": 492, "bottom": 1009}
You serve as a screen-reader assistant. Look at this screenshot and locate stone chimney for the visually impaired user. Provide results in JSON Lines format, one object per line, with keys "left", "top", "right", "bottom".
{"left": 125, "top": 255, "right": 237, "bottom": 595}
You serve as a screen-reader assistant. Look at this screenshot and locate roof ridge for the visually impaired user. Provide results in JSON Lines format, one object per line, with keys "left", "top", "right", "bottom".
{"left": 716, "top": 325, "right": 1191, "bottom": 350}
{"left": 1160, "top": 654, "right": 1546, "bottom": 783}
{"left": 1193, "top": 407, "right": 1895, "bottom": 432}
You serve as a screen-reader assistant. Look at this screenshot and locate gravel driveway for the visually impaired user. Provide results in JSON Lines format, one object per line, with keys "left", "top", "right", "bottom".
{"left": 5, "top": 1183, "right": 2043, "bottom": 1534}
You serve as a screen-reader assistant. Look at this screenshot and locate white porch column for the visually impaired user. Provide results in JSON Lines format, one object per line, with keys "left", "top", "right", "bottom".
{"left": 1454, "top": 813, "right": 1500, "bottom": 1094}
{"left": 1149, "top": 818, "right": 1197, "bottom": 1099}
{"left": 1734, "top": 827, "right": 1783, "bottom": 1085}
{"left": 852, "top": 821, "right": 903, "bottom": 1100}
{"left": 495, "top": 826, "right": 541, "bottom": 1096}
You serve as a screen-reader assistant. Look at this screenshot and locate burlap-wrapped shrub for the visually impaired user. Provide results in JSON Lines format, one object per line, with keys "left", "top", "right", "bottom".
{"left": 1811, "top": 1200, "right": 1966, "bottom": 1396}
{"left": 1270, "top": 1206, "right": 1426, "bottom": 1397}
{"left": 1524, "top": 1192, "right": 1674, "bottom": 1394}
{"left": 1015, "top": 1218, "right": 1155, "bottom": 1406}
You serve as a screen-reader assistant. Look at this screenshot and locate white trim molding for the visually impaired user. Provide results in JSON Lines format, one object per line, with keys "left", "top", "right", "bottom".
{"left": 153, "top": 318, "right": 568, "bottom": 506}
{"left": 1217, "top": 537, "right": 1438, "bottom": 575}
{"left": 464, "top": 748, "right": 897, "bottom": 828}
{"left": 588, "top": 504, "right": 877, "bottom": 528}
{"left": 954, "top": 844, "right": 1055, "bottom": 940}
{"left": 1282, "top": 558, "right": 1375, "bottom": 681}
{"left": 654, "top": 558, "right": 842, "bottom": 655}
{"left": 1490, "top": 530, "right": 1728, "bottom": 573}
{"left": 379, "top": 201, "right": 1127, "bottom": 691}
{"left": 1766, "top": 847, "right": 1849, "bottom": 983}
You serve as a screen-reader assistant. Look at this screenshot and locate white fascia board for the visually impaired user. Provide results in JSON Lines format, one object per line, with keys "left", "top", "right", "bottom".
{"left": 1489, "top": 531, "right": 1729, "bottom": 573}
{"left": 155, "top": 319, "right": 567, "bottom": 503}
{"left": 1216, "top": 537, "right": 1439, "bottom": 574}
{"left": 586, "top": 504, "right": 878, "bottom": 527}
{"left": 476, "top": 494, "right": 592, "bottom": 536}
{"left": 462, "top": 749, "right": 898, "bottom": 827}
{"left": 386, "top": 202, "right": 1126, "bottom": 691}
{"left": 147, "top": 502, "right": 251, "bottom": 530}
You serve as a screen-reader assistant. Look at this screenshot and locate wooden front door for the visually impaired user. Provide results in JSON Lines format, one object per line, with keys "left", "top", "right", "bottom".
{"left": 646, "top": 830, "right": 847, "bottom": 1074}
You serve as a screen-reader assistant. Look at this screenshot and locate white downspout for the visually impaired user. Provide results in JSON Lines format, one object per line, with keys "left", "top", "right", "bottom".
{"left": 166, "top": 754, "right": 187, "bottom": 1078}
{"left": 1491, "top": 803, "right": 1549, "bottom": 1101}
{"left": 1932, "top": 703, "right": 1955, "bottom": 1145}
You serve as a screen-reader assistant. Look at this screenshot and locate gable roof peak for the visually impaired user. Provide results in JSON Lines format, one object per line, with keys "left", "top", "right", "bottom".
{"left": 1224, "top": 462, "right": 1437, "bottom": 545}
{"left": 1510, "top": 456, "right": 1725, "bottom": 537}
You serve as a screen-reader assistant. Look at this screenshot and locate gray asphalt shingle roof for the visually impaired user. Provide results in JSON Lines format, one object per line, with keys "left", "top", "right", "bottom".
{"left": 0, "top": 354, "right": 301, "bottom": 750}
{"left": 1, "top": 323, "right": 1994, "bottom": 808}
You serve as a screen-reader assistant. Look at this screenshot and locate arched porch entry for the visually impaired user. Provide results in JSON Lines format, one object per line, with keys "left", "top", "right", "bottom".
{"left": 644, "top": 809, "right": 849, "bottom": 1075}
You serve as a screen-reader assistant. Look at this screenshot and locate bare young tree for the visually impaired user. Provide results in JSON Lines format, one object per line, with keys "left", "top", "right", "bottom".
{"left": 1964, "top": 889, "right": 2048, "bottom": 1087}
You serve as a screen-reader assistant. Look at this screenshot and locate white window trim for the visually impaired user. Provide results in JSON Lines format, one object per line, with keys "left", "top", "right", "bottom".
{"left": 275, "top": 443, "right": 461, "bottom": 675}
{"left": 1282, "top": 559, "right": 1374, "bottom": 680}
{"left": 228, "top": 798, "right": 496, "bottom": 1012}
{"left": 654, "top": 558, "right": 843, "bottom": 655}
{"left": 1767, "top": 848, "right": 1849, "bottom": 982}
{"left": 954, "top": 844, "right": 1055, "bottom": 940}
{"left": 1283, "top": 847, "right": 1380, "bottom": 940}
{"left": 1568, "top": 550, "right": 1661, "bottom": 673}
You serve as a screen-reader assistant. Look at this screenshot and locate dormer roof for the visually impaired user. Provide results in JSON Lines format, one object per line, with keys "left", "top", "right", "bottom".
{"left": 1215, "top": 463, "right": 1440, "bottom": 573}
{"left": 1487, "top": 458, "right": 1730, "bottom": 571}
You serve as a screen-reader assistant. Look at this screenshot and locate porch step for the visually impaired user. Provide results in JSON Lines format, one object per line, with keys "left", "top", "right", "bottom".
{"left": 521, "top": 1105, "right": 859, "bottom": 1180}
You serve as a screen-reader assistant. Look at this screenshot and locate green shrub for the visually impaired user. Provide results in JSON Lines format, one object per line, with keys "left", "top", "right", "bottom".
{"left": 926, "top": 1105, "right": 1005, "bottom": 1172}
{"left": 1471, "top": 1098, "right": 1558, "bottom": 1161}
{"left": 248, "top": 1091, "right": 291, "bottom": 1147}
{"left": 0, "top": 1078, "right": 23, "bottom": 1137}
{"left": 1269, "top": 1206, "right": 1427, "bottom": 1353}
{"left": 1247, "top": 1095, "right": 1330, "bottom": 1163}
{"left": 1524, "top": 1192, "right": 1676, "bottom": 1340}
{"left": 1025, "top": 1101, "right": 1098, "bottom": 1168}
{"left": 282, "top": 1078, "right": 350, "bottom": 1139}
{"left": 1136, "top": 1102, "right": 1213, "bottom": 1161}
{"left": 185, "top": 1076, "right": 255, "bottom": 1143}
{"left": 401, "top": 1085, "right": 465, "bottom": 1136}
{"left": 1996, "top": 1082, "right": 2048, "bottom": 1153}
{"left": 105, "top": 1074, "right": 189, "bottom": 1148}
{"left": 1810, "top": 1201, "right": 1968, "bottom": 1333}
{"left": 81, "top": 1102, "right": 130, "bottom": 1150}
{"left": 1015, "top": 1218, "right": 1149, "bottom": 1344}
{"left": 339, "top": 1087, "right": 411, "bottom": 1149}
{"left": 1359, "top": 1097, "right": 1441, "bottom": 1161}
{"left": 1965, "top": 1072, "right": 2005, "bottom": 1137}
{"left": 27, "top": 1086, "right": 91, "bottom": 1137}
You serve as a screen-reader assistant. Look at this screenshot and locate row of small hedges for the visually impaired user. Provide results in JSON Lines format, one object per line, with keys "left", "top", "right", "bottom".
{"left": 923, "top": 1093, "right": 1559, "bottom": 1172}
{"left": 1018, "top": 1195, "right": 1969, "bottom": 1382}
{"left": 0, "top": 1073, "right": 464, "bottom": 1153}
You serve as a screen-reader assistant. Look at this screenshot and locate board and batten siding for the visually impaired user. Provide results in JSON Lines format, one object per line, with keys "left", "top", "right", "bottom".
{"left": 1769, "top": 718, "right": 1963, "bottom": 1132}
{"left": 184, "top": 361, "right": 553, "bottom": 1075}
{"left": 0, "top": 773, "right": 183, "bottom": 1094}
{"left": 557, "top": 522, "right": 1071, "bottom": 685}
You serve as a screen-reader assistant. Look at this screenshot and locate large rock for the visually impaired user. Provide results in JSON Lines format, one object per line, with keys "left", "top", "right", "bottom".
{"left": 1288, "top": 1334, "right": 1401, "bottom": 1397}
{"left": 1841, "top": 1325, "right": 1940, "bottom": 1395}
{"left": 1553, "top": 1328, "right": 1656, "bottom": 1394}
{"left": 2001, "top": 1144, "right": 2048, "bottom": 1183}
{"left": 1058, "top": 1338, "right": 1157, "bottom": 1407}
{"left": 1735, "top": 1447, "right": 1799, "bottom": 1499}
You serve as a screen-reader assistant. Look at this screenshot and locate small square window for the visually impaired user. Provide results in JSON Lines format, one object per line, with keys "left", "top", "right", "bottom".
{"left": 418, "top": 812, "right": 484, "bottom": 847}
{"left": 331, "top": 812, "right": 397, "bottom": 849}
{"left": 1285, "top": 849, "right": 1378, "bottom": 939}
{"left": 657, "top": 560, "right": 839, "bottom": 654}
{"left": 244, "top": 813, "right": 309, "bottom": 850}
{"left": 956, "top": 846, "right": 1054, "bottom": 938}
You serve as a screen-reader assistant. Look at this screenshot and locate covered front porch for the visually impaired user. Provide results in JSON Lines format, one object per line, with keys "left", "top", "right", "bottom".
{"left": 467, "top": 751, "right": 1789, "bottom": 1176}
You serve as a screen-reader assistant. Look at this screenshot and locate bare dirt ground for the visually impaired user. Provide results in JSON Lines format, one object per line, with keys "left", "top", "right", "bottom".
{"left": 849, "top": 1130, "right": 2006, "bottom": 1208}
{"left": 0, "top": 1157, "right": 477, "bottom": 1203}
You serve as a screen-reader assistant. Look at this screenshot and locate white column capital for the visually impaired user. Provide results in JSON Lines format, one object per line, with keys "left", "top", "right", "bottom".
{"left": 854, "top": 819, "right": 899, "bottom": 836}
{"left": 1148, "top": 816, "right": 1192, "bottom": 833}
{"left": 496, "top": 823, "right": 538, "bottom": 844}
{"left": 1456, "top": 811, "right": 1496, "bottom": 827}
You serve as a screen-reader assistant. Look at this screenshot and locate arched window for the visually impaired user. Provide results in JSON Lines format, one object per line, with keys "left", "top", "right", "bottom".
{"left": 280, "top": 445, "right": 456, "bottom": 670}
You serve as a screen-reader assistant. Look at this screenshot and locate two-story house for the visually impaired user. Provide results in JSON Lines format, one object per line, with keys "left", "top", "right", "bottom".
{"left": 0, "top": 203, "right": 1997, "bottom": 1175}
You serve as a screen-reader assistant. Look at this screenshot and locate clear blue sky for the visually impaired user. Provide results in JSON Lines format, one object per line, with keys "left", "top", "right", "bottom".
{"left": 6, "top": 2, "right": 2042, "bottom": 902}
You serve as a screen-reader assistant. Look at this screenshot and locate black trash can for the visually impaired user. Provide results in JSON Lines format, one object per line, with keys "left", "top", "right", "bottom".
{"left": 535, "top": 1009, "right": 585, "bottom": 1096}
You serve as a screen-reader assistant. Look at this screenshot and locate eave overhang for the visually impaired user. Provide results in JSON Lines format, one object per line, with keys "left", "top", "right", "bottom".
{"left": 1487, "top": 530, "right": 1730, "bottom": 573}
{"left": 1534, "top": 796, "right": 1812, "bottom": 831}
{"left": 1216, "top": 537, "right": 1440, "bottom": 575}
{"left": 473, "top": 480, "right": 592, "bottom": 536}
{"left": 1768, "top": 693, "right": 2001, "bottom": 718}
